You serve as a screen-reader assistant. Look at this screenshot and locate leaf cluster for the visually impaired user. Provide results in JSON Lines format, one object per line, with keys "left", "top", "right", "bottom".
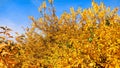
{"left": 0, "top": 1, "right": 120, "bottom": 68}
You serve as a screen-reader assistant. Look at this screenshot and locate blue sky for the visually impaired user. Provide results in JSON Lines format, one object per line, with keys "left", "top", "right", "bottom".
{"left": 0, "top": 0, "right": 120, "bottom": 34}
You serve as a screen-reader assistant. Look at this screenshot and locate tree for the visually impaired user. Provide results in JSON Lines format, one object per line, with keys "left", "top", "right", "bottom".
{"left": 1, "top": 0, "right": 119, "bottom": 68}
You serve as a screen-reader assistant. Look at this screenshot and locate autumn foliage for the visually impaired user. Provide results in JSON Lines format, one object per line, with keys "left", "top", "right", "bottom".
{"left": 0, "top": 0, "right": 120, "bottom": 68}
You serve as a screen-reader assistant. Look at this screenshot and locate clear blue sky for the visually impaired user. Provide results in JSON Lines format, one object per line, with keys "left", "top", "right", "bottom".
{"left": 0, "top": 0, "right": 120, "bottom": 34}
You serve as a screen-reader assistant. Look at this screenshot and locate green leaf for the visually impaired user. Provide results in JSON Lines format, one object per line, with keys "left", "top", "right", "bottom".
{"left": 88, "top": 37, "right": 93, "bottom": 42}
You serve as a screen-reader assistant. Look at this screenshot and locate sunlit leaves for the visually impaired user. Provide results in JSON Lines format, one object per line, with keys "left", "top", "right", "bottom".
{"left": 92, "top": 1, "right": 99, "bottom": 13}
{"left": 14, "top": 1, "right": 120, "bottom": 67}
{"left": 38, "top": 1, "right": 46, "bottom": 12}
{"left": 0, "top": 0, "right": 120, "bottom": 68}
{"left": 48, "top": 0, "right": 53, "bottom": 4}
